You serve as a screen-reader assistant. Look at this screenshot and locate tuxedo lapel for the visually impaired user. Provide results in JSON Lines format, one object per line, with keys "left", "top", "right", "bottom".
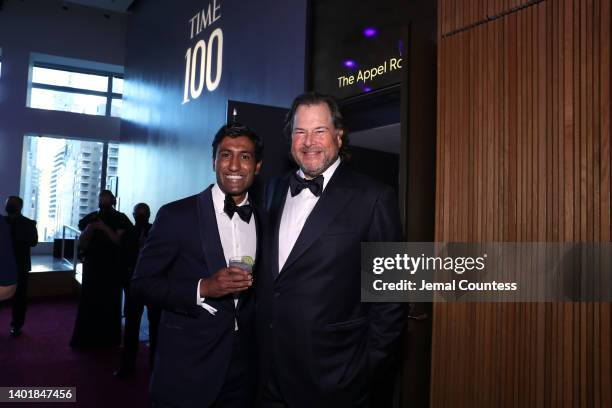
{"left": 196, "top": 186, "right": 234, "bottom": 310}
{"left": 236, "top": 204, "right": 260, "bottom": 310}
{"left": 278, "top": 164, "right": 356, "bottom": 276}
{"left": 269, "top": 176, "right": 290, "bottom": 278}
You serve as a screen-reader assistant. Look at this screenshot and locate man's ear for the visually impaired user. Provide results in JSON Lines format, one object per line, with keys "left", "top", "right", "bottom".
{"left": 255, "top": 160, "right": 263, "bottom": 175}
{"left": 336, "top": 129, "right": 344, "bottom": 148}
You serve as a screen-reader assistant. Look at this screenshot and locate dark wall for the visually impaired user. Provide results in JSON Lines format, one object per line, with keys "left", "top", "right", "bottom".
{"left": 118, "top": 0, "right": 307, "bottom": 214}
{"left": 346, "top": 146, "right": 399, "bottom": 193}
{"left": 399, "top": 1, "right": 437, "bottom": 407}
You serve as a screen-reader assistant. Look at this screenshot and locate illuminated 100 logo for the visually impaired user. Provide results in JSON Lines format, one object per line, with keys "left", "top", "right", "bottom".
{"left": 182, "top": 27, "right": 223, "bottom": 104}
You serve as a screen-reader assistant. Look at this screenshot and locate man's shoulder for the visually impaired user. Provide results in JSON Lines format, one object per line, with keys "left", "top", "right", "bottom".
{"left": 11, "top": 214, "right": 36, "bottom": 225}
{"left": 338, "top": 165, "right": 393, "bottom": 195}
{"left": 80, "top": 211, "right": 98, "bottom": 221}
{"left": 163, "top": 194, "right": 199, "bottom": 209}
{"left": 78, "top": 211, "right": 96, "bottom": 228}
{"left": 266, "top": 172, "right": 292, "bottom": 187}
{"left": 113, "top": 210, "right": 133, "bottom": 228}
{"left": 263, "top": 173, "right": 293, "bottom": 209}
{"left": 0, "top": 216, "right": 10, "bottom": 232}
{"left": 157, "top": 192, "right": 204, "bottom": 219}
{"left": 264, "top": 174, "right": 286, "bottom": 191}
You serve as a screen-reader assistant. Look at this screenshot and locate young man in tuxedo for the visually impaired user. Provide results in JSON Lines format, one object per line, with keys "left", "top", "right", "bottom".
{"left": 131, "top": 123, "right": 262, "bottom": 408}
{"left": 257, "top": 93, "right": 407, "bottom": 408}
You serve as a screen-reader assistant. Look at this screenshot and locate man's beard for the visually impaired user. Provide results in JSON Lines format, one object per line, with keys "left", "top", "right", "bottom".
{"left": 296, "top": 152, "right": 338, "bottom": 179}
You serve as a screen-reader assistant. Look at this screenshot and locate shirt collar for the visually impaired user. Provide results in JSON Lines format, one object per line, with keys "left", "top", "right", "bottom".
{"left": 212, "top": 183, "right": 249, "bottom": 215}
{"left": 296, "top": 156, "right": 341, "bottom": 193}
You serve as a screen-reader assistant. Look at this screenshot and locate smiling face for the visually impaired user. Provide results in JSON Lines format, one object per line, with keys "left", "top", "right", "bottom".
{"left": 213, "top": 135, "right": 262, "bottom": 204}
{"left": 290, "top": 102, "right": 343, "bottom": 178}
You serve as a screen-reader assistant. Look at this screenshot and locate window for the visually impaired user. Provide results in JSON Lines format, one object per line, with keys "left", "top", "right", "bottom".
{"left": 21, "top": 136, "right": 120, "bottom": 242}
{"left": 28, "top": 64, "right": 123, "bottom": 117}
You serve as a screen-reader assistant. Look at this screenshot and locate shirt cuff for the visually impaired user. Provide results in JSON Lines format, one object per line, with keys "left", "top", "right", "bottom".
{"left": 197, "top": 279, "right": 218, "bottom": 316}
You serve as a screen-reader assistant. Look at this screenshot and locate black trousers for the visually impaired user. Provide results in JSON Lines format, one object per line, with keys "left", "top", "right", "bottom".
{"left": 121, "top": 285, "right": 161, "bottom": 369}
{"left": 211, "top": 329, "right": 255, "bottom": 408}
{"left": 10, "top": 270, "right": 29, "bottom": 330}
{"left": 259, "top": 370, "right": 289, "bottom": 408}
{"left": 152, "top": 329, "right": 254, "bottom": 408}
{"left": 259, "top": 359, "right": 374, "bottom": 408}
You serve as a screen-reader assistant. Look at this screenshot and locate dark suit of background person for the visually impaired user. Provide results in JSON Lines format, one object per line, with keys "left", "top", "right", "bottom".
{"left": 71, "top": 190, "right": 132, "bottom": 348}
{"left": 115, "top": 203, "right": 161, "bottom": 378}
{"left": 0, "top": 216, "right": 18, "bottom": 301}
{"left": 257, "top": 93, "right": 407, "bottom": 408}
{"left": 4, "top": 196, "right": 38, "bottom": 337}
{"left": 131, "top": 123, "right": 263, "bottom": 408}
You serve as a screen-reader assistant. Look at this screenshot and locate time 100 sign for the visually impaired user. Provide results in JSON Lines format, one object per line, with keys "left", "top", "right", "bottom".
{"left": 182, "top": 1, "right": 223, "bottom": 104}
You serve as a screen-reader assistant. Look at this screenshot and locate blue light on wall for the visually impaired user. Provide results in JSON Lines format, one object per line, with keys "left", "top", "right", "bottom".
{"left": 119, "top": 0, "right": 307, "bottom": 215}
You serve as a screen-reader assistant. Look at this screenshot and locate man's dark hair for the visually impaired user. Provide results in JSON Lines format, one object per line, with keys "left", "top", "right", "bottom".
{"left": 211, "top": 123, "right": 263, "bottom": 162}
{"left": 7, "top": 196, "right": 23, "bottom": 209}
{"left": 133, "top": 202, "right": 150, "bottom": 215}
{"left": 284, "top": 92, "right": 350, "bottom": 160}
{"left": 98, "top": 189, "right": 117, "bottom": 206}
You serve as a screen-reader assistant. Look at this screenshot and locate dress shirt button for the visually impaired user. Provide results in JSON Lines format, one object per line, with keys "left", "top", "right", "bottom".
{"left": 269, "top": 322, "right": 275, "bottom": 329}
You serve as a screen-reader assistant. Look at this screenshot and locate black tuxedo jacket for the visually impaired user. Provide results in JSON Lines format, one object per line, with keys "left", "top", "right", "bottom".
{"left": 256, "top": 163, "right": 407, "bottom": 408}
{"left": 131, "top": 186, "right": 260, "bottom": 408}
{"left": 0, "top": 217, "right": 17, "bottom": 286}
{"left": 4, "top": 215, "right": 38, "bottom": 274}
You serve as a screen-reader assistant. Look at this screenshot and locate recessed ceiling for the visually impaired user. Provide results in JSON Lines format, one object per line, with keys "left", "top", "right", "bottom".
{"left": 63, "top": 0, "right": 135, "bottom": 13}
{"left": 350, "top": 123, "right": 401, "bottom": 154}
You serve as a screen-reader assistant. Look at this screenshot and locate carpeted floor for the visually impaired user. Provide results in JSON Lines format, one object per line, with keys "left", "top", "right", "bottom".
{"left": 0, "top": 296, "right": 151, "bottom": 407}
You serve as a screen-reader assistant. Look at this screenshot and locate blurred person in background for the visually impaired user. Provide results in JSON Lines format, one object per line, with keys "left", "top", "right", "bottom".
{"left": 0, "top": 216, "right": 17, "bottom": 301}
{"left": 114, "top": 202, "right": 161, "bottom": 378}
{"left": 70, "top": 190, "right": 132, "bottom": 348}
{"left": 4, "top": 196, "right": 38, "bottom": 337}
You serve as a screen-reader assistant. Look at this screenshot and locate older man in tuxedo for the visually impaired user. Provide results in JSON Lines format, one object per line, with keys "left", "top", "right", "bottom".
{"left": 257, "top": 92, "right": 407, "bottom": 408}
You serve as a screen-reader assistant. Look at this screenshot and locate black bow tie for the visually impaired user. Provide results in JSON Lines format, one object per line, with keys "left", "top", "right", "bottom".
{"left": 223, "top": 195, "right": 252, "bottom": 222}
{"left": 289, "top": 173, "right": 324, "bottom": 197}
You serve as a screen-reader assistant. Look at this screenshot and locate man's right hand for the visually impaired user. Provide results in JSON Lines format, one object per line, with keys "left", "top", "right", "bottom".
{"left": 199, "top": 267, "right": 253, "bottom": 298}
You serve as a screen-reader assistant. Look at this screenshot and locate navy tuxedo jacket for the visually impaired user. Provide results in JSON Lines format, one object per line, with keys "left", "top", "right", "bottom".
{"left": 256, "top": 163, "right": 407, "bottom": 408}
{"left": 131, "top": 186, "right": 259, "bottom": 408}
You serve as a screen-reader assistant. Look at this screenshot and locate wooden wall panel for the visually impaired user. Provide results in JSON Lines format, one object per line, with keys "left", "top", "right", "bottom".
{"left": 439, "top": 0, "right": 537, "bottom": 37}
{"left": 433, "top": 0, "right": 611, "bottom": 407}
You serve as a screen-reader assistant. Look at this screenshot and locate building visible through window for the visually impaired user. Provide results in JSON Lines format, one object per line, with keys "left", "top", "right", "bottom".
{"left": 22, "top": 136, "right": 120, "bottom": 242}
{"left": 28, "top": 64, "right": 123, "bottom": 117}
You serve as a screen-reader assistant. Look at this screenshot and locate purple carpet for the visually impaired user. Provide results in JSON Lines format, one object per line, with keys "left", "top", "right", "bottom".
{"left": 0, "top": 296, "right": 151, "bottom": 407}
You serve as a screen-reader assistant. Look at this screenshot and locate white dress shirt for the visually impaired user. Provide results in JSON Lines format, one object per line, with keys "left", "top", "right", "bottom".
{"left": 197, "top": 184, "right": 257, "bottom": 319}
{"left": 278, "top": 157, "right": 341, "bottom": 272}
